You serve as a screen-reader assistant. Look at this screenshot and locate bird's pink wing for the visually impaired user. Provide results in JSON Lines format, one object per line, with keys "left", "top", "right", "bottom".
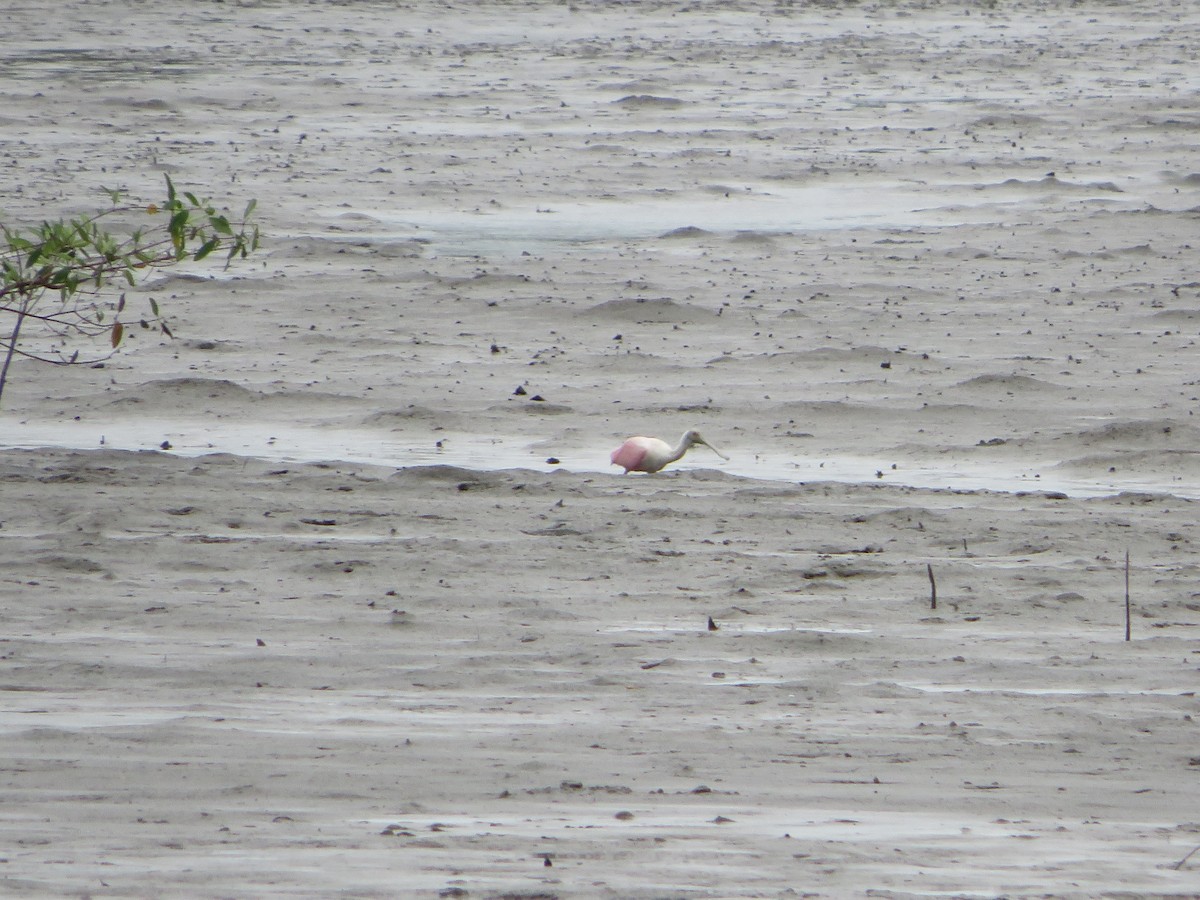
{"left": 611, "top": 439, "right": 648, "bottom": 471}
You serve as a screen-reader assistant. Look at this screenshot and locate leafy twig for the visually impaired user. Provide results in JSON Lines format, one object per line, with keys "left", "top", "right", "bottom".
{"left": 0, "top": 175, "right": 259, "bottom": 406}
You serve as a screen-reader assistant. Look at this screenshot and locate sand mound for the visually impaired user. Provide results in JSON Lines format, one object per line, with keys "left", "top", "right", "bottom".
{"left": 1068, "top": 419, "right": 1199, "bottom": 447}
{"left": 581, "top": 297, "right": 711, "bottom": 322}
{"left": 106, "top": 377, "right": 258, "bottom": 409}
{"left": 612, "top": 94, "right": 684, "bottom": 109}
{"left": 950, "top": 373, "right": 1066, "bottom": 394}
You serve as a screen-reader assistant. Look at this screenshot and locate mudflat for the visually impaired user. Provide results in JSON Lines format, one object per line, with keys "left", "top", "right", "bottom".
{"left": 1, "top": 2, "right": 1199, "bottom": 897}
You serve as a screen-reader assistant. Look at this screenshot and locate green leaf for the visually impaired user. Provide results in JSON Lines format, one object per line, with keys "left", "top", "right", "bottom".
{"left": 208, "top": 215, "right": 233, "bottom": 236}
{"left": 149, "top": 297, "right": 160, "bottom": 317}
{"left": 165, "top": 174, "right": 177, "bottom": 203}
{"left": 168, "top": 210, "right": 188, "bottom": 255}
{"left": 193, "top": 238, "right": 218, "bottom": 261}
{"left": 243, "top": 198, "right": 257, "bottom": 220}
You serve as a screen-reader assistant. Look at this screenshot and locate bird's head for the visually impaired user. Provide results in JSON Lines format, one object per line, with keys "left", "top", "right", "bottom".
{"left": 684, "top": 430, "right": 729, "bottom": 461}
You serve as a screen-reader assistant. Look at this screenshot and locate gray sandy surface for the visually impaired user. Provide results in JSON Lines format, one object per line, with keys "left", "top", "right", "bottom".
{"left": 2, "top": 1, "right": 1199, "bottom": 897}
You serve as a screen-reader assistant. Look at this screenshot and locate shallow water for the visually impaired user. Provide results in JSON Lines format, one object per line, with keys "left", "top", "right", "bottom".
{"left": 343, "top": 173, "right": 1165, "bottom": 257}
{"left": 6, "top": 418, "right": 1196, "bottom": 499}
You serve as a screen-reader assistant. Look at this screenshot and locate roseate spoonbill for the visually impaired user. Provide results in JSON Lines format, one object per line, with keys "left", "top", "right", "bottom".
{"left": 610, "top": 430, "right": 728, "bottom": 474}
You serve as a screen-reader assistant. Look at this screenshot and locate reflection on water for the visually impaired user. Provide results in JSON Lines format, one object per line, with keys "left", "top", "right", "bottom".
{"left": 4, "top": 418, "right": 1195, "bottom": 499}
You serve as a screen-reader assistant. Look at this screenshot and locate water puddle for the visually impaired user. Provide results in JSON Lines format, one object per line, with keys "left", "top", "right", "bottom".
{"left": 326, "top": 174, "right": 1180, "bottom": 257}
{"left": 355, "top": 183, "right": 950, "bottom": 253}
{"left": 2, "top": 419, "right": 527, "bottom": 471}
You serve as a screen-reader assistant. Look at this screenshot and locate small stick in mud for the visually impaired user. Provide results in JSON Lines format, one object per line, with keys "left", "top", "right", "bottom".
{"left": 1124, "top": 550, "right": 1131, "bottom": 642}
{"left": 927, "top": 563, "right": 937, "bottom": 611}
{"left": 1173, "top": 843, "right": 1200, "bottom": 870}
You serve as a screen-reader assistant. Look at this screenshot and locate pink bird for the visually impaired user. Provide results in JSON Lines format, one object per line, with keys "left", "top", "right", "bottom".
{"left": 610, "top": 430, "right": 729, "bottom": 474}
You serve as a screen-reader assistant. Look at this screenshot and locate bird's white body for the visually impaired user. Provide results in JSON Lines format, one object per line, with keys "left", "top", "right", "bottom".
{"left": 610, "top": 429, "right": 728, "bottom": 474}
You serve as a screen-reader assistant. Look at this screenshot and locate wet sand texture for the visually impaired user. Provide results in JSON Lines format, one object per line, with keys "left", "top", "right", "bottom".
{"left": 2, "top": 1, "right": 1200, "bottom": 897}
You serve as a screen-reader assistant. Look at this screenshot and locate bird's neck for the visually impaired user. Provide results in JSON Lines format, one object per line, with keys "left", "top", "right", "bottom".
{"left": 670, "top": 435, "right": 694, "bottom": 460}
